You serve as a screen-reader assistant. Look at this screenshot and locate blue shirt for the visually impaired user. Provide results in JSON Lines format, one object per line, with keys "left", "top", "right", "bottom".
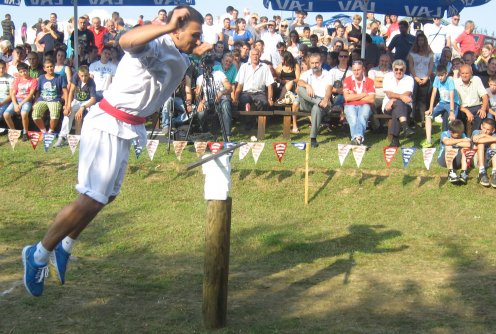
{"left": 36, "top": 74, "right": 67, "bottom": 102}
{"left": 433, "top": 76, "right": 460, "bottom": 105}
{"left": 439, "top": 130, "right": 466, "bottom": 158}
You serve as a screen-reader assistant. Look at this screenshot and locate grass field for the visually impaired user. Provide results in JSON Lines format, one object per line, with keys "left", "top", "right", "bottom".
{"left": 1, "top": 121, "right": 496, "bottom": 333}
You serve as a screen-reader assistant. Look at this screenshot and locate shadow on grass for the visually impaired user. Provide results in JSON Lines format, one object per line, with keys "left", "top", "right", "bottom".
{"left": 309, "top": 170, "right": 336, "bottom": 203}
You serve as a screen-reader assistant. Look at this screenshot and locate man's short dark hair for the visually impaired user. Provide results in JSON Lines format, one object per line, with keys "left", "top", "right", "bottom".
{"left": 449, "top": 119, "right": 465, "bottom": 133}
{"left": 17, "top": 62, "right": 29, "bottom": 71}
{"left": 482, "top": 118, "right": 496, "bottom": 128}
{"left": 167, "top": 6, "right": 204, "bottom": 27}
{"left": 399, "top": 20, "right": 409, "bottom": 29}
{"left": 436, "top": 64, "right": 448, "bottom": 75}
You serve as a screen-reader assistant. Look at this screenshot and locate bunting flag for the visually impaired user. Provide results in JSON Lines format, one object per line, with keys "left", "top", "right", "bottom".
{"left": 208, "top": 141, "right": 223, "bottom": 154}
{"left": 445, "top": 147, "right": 459, "bottom": 168}
{"left": 401, "top": 147, "right": 417, "bottom": 168}
{"left": 422, "top": 148, "right": 436, "bottom": 170}
{"left": 291, "top": 142, "right": 306, "bottom": 151}
{"left": 43, "top": 133, "right": 56, "bottom": 152}
{"left": 338, "top": 144, "right": 351, "bottom": 166}
{"left": 28, "top": 131, "right": 43, "bottom": 150}
{"left": 132, "top": 139, "right": 143, "bottom": 159}
{"left": 487, "top": 148, "right": 496, "bottom": 160}
{"left": 8, "top": 129, "right": 21, "bottom": 150}
{"left": 251, "top": 142, "right": 265, "bottom": 164}
{"left": 173, "top": 140, "right": 187, "bottom": 160}
{"left": 67, "top": 135, "right": 80, "bottom": 155}
{"left": 0, "top": 127, "right": 6, "bottom": 133}
{"left": 462, "top": 148, "right": 477, "bottom": 169}
{"left": 351, "top": 145, "right": 367, "bottom": 168}
{"left": 224, "top": 142, "right": 238, "bottom": 160}
{"left": 383, "top": 146, "right": 398, "bottom": 168}
{"left": 194, "top": 141, "right": 208, "bottom": 157}
{"left": 273, "top": 142, "right": 288, "bottom": 163}
{"left": 239, "top": 142, "right": 251, "bottom": 160}
{"left": 146, "top": 139, "right": 159, "bottom": 161}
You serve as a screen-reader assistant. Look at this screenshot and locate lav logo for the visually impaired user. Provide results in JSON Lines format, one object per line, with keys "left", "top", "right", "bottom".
{"left": 3, "top": 0, "right": 21, "bottom": 4}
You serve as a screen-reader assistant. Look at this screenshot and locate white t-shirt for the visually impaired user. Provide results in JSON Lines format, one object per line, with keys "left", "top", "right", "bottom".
{"left": 202, "top": 23, "right": 222, "bottom": 44}
{"left": 487, "top": 88, "right": 496, "bottom": 109}
{"left": 423, "top": 23, "right": 447, "bottom": 54}
{"left": 196, "top": 71, "right": 228, "bottom": 103}
{"left": 89, "top": 60, "right": 117, "bottom": 92}
{"left": 409, "top": 52, "right": 432, "bottom": 79}
{"left": 261, "top": 31, "right": 283, "bottom": 56}
{"left": 328, "top": 66, "right": 352, "bottom": 85}
{"left": 382, "top": 72, "right": 414, "bottom": 111}
{"left": 368, "top": 67, "right": 390, "bottom": 99}
{"left": 299, "top": 69, "right": 332, "bottom": 98}
{"left": 445, "top": 24, "right": 464, "bottom": 46}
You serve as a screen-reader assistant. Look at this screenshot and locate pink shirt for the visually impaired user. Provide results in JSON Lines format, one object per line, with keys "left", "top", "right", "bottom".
{"left": 13, "top": 76, "right": 37, "bottom": 99}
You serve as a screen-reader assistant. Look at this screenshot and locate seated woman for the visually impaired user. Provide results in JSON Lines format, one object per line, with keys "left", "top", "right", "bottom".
{"left": 274, "top": 51, "right": 301, "bottom": 133}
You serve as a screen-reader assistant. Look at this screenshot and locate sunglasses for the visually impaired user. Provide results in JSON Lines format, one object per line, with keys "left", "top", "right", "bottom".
{"left": 339, "top": 55, "right": 349, "bottom": 58}
{"left": 394, "top": 68, "right": 404, "bottom": 72}
{"left": 280, "top": 25, "right": 288, "bottom": 27}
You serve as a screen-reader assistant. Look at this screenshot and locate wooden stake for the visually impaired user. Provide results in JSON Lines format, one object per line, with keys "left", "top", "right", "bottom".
{"left": 203, "top": 198, "right": 232, "bottom": 329}
{"left": 304, "top": 142, "right": 310, "bottom": 205}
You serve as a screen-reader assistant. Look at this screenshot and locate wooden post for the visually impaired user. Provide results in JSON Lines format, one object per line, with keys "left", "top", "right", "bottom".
{"left": 203, "top": 198, "right": 232, "bottom": 329}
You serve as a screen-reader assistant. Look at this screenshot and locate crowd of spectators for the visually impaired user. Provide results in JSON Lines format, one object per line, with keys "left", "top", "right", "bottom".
{"left": 1, "top": 8, "right": 496, "bottom": 186}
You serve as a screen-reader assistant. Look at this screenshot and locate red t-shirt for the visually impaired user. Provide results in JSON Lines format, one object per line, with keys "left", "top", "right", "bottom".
{"left": 13, "top": 76, "right": 37, "bottom": 99}
{"left": 455, "top": 31, "right": 477, "bottom": 54}
{"left": 343, "top": 76, "right": 375, "bottom": 106}
{"left": 89, "top": 26, "right": 108, "bottom": 54}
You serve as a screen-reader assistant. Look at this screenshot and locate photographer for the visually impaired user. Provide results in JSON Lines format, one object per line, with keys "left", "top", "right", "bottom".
{"left": 196, "top": 55, "right": 233, "bottom": 138}
{"left": 38, "top": 20, "right": 64, "bottom": 55}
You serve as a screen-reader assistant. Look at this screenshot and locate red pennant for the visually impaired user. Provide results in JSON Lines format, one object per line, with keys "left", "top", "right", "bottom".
{"left": 383, "top": 146, "right": 399, "bottom": 167}
{"left": 208, "top": 141, "right": 224, "bottom": 154}
{"left": 28, "top": 131, "right": 43, "bottom": 150}
{"left": 462, "top": 148, "right": 477, "bottom": 169}
{"left": 273, "top": 142, "right": 288, "bottom": 162}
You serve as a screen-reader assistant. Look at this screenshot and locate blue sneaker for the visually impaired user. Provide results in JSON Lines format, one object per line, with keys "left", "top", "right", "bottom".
{"left": 50, "top": 242, "right": 70, "bottom": 285}
{"left": 22, "top": 245, "right": 49, "bottom": 297}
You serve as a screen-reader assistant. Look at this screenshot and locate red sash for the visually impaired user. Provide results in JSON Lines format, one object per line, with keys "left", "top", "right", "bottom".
{"left": 99, "top": 98, "right": 146, "bottom": 125}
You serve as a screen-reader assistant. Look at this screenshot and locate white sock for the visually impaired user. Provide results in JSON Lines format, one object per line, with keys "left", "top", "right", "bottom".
{"left": 34, "top": 242, "right": 50, "bottom": 265}
{"left": 480, "top": 166, "right": 486, "bottom": 173}
{"left": 61, "top": 237, "right": 76, "bottom": 254}
{"left": 492, "top": 168, "right": 496, "bottom": 175}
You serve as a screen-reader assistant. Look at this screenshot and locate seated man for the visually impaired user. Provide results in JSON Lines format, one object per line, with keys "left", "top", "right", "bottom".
{"left": 343, "top": 60, "right": 375, "bottom": 145}
{"left": 233, "top": 48, "right": 274, "bottom": 132}
{"left": 382, "top": 59, "right": 415, "bottom": 147}
{"left": 161, "top": 69, "right": 193, "bottom": 136}
{"left": 32, "top": 58, "right": 68, "bottom": 133}
{"left": 0, "top": 60, "right": 14, "bottom": 124}
{"left": 437, "top": 119, "right": 471, "bottom": 184}
{"left": 472, "top": 118, "right": 496, "bottom": 187}
{"left": 297, "top": 53, "right": 333, "bottom": 148}
{"left": 4, "top": 62, "right": 37, "bottom": 141}
{"left": 196, "top": 60, "right": 233, "bottom": 138}
{"left": 55, "top": 65, "right": 97, "bottom": 147}
{"left": 455, "top": 64, "right": 489, "bottom": 136}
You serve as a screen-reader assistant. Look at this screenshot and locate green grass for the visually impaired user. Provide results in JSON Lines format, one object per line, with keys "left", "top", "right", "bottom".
{"left": 1, "top": 121, "right": 496, "bottom": 334}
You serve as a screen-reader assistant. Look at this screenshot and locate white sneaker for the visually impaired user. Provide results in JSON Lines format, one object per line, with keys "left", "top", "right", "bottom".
{"left": 54, "top": 136, "right": 67, "bottom": 148}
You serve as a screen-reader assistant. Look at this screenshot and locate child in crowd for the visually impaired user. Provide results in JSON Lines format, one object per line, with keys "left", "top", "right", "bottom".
{"left": 300, "top": 27, "right": 312, "bottom": 47}
{"left": 472, "top": 118, "right": 496, "bottom": 187}
{"left": 485, "top": 75, "right": 496, "bottom": 119}
{"left": 0, "top": 60, "right": 14, "bottom": 118}
{"left": 4, "top": 63, "right": 37, "bottom": 141}
{"left": 32, "top": 58, "right": 68, "bottom": 133}
{"left": 422, "top": 64, "right": 460, "bottom": 147}
{"left": 438, "top": 119, "right": 471, "bottom": 184}
{"left": 55, "top": 65, "right": 96, "bottom": 147}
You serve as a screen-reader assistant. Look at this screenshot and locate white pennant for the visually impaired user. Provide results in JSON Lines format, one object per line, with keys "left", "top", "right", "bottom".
{"left": 239, "top": 142, "right": 251, "bottom": 160}
{"left": 146, "top": 139, "right": 159, "bottom": 161}
{"left": 338, "top": 144, "right": 351, "bottom": 166}
{"left": 8, "top": 129, "right": 21, "bottom": 150}
{"left": 422, "top": 148, "right": 436, "bottom": 170}
{"left": 0, "top": 127, "right": 6, "bottom": 133}
{"left": 251, "top": 142, "right": 265, "bottom": 164}
{"left": 194, "top": 141, "right": 208, "bottom": 157}
{"left": 67, "top": 135, "right": 80, "bottom": 155}
{"left": 351, "top": 145, "right": 367, "bottom": 168}
{"left": 173, "top": 141, "right": 187, "bottom": 160}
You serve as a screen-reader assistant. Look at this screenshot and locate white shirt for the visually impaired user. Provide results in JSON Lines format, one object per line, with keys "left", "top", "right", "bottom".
{"left": 382, "top": 72, "right": 414, "bottom": 111}
{"left": 89, "top": 60, "right": 117, "bottom": 92}
{"left": 445, "top": 24, "right": 464, "bottom": 46}
{"left": 409, "top": 52, "right": 432, "bottom": 79}
{"left": 300, "top": 69, "right": 332, "bottom": 98}
{"left": 202, "top": 23, "right": 222, "bottom": 44}
{"left": 196, "top": 71, "right": 228, "bottom": 103}
{"left": 328, "top": 66, "right": 352, "bottom": 85}
{"left": 368, "top": 67, "right": 390, "bottom": 99}
{"left": 423, "top": 23, "right": 447, "bottom": 54}
{"left": 261, "top": 31, "right": 283, "bottom": 56}
{"left": 235, "top": 62, "right": 275, "bottom": 92}
{"left": 487, "top": 88, "right": 496, "bottom": 109}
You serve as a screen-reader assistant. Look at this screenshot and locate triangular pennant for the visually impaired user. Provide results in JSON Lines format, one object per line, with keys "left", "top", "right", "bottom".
{"left": 43, "top": 133, "right": 56, "bottom": 152}
{"left": 28, "top": 131, "right": 43, "bottom": 150}
{"left": 422, "top": 148, "right": 436, "bottom": 170}
{"left": 239, "top": 142, "right": 251, "bottom": 160}
{"left": 194, "top": 141, "right": 208, "bottom": 157}
{"left": 401, "top": 147, "right": 417, "bottom": 168}
{"left": 67, "top": 135, "right": 80, "bottom": 155}
{"left": 338, "top": 144, "right": 352, "bottom": 166}
{"left": 273, "top": 142, "right": 288, "bottom": 163}
{"left": 383, "top": 146, "right": 399, "bottom": 168}
{"left": 132, "top": 139, "right": 143, "bottom": 159}
{"left": 8, "top": 129, "right": 21, "bottom": 150}
{"left": 291, "top": 142, "right": 306, "bottom": 151}
{"left": 224, "top": 142, "right": 238, "bottom": 161}
{"left": 487, "top": 148, "right": 496, "bottom": 160}
{"left": 146, "top": 139, "right": 159, "bottom": 161}
{"left": 251, "top": 142, "right": 265, "bottom": 164}
{"left": 173, "top": 140, "right": 187, "bottom": 160}
{"left": 445, "top": 147, "right": 459, "bottom": 168}
{"left": 462, "top": 148, "right": 477, "bottom": 169}
{"left": 208, "top": 141, "right": 224, "bottom": 154}
{"left": 351, "top": 145, "right": 367, "bottom": 168}
{"left": 0, "top": 127, "right": 6, "bottom": 133}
